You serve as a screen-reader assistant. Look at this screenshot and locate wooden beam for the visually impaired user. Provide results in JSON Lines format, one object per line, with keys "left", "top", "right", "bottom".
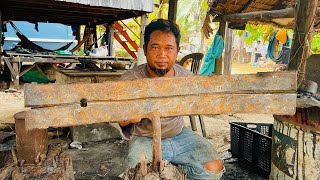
{"left": 223, "top": 23, "right": 233, "bottom": 75}
{"left": 168, "top": 0, "right": 178, "bottom": 22}
{"left": 215, "top": 21, "right": 226, "bottom": 75}
{"left": 214, "top": 8, "right": 320, "bottom": 23}
{"left": 24, "top": 71, "right": 297, "bottom": 107}
{"left": 288, "top": 0, "right": 318, "bottom": 85}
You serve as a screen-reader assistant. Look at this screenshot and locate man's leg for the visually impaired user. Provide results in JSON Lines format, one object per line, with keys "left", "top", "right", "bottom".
{"left": 127, "top": 136, "right": 175, "bottom": 168}
{"left": 127, "top": 136, "right": 153, "bottom": 168}
{"left": 170, "top": 128, "right": 224, "bottom": 180}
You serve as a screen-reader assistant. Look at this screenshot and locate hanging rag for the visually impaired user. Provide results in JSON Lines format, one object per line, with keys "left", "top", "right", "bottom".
{"left": 199, "top": 33, "right": 224, "bottom": 75}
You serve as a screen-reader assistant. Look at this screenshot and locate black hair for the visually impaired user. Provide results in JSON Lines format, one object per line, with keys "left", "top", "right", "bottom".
{"left": 144, "top": 19, "right": 181, "bottom": 48}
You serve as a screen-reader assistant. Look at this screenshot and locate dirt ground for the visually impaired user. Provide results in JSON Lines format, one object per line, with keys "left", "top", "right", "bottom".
{"left": 0, "top": 62, "right": 275, "bottom": 179}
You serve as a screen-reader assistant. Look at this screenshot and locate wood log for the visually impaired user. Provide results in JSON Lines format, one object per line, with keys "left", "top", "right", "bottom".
{"left": 214, "top": 8, "right": 320, "bottom": 23}
{"left": 288, "top": 0, "right": 318, "bottom": 85}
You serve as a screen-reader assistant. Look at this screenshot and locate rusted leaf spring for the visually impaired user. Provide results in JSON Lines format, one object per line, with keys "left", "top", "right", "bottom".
{"left": 24, "top": 71, "right": 297, "bottom": 107}
{"left": 25, "top": 94, "right": 296, "bottom": 130}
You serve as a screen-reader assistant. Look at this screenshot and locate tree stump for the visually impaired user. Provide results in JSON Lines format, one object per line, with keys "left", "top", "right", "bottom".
{"left": 0, "top": 144, "right": 74, "bottom": 179}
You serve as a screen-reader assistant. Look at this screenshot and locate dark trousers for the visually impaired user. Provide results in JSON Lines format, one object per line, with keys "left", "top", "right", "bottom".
{"left": 254, "top": 53, "right": 262, "bottom": 63}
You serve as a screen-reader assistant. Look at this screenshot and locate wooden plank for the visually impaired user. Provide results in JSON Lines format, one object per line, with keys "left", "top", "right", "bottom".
{"left": 24, "top": 71, "right": 297, "bottom": 107}
{"left": 25, "top": 93, "right": 296, "bottom": 130}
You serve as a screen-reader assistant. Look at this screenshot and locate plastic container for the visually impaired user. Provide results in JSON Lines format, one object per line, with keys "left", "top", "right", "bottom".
{"left": 229, "top": 122, "right": 273, "bottom": 175}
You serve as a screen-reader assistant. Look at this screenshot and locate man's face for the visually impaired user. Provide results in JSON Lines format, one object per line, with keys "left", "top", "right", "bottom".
{"left": 144, "top": 30, "right": 179, "bottom": 75}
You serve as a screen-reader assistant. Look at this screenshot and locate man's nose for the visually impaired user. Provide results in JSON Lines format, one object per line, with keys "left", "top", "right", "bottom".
{"left": 157, "top": 48, "right": 166, "bottom": 56}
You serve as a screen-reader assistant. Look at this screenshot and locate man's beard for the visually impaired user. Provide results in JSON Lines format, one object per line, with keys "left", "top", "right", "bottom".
{"left": 148, "top": 65, "right": 171, "bottom": 77}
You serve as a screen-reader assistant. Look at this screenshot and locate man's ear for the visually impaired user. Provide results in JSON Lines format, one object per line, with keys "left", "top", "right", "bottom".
{"left": 143, "top": 44, "right": 147, "bottom": 56}
{"left": 177, "top": 46, "right": 181, "bottom": 53}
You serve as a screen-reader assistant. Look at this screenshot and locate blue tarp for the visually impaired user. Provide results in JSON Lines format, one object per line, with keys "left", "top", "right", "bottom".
{"left": 199, "top": 33, "right": 224, "bottom": 75}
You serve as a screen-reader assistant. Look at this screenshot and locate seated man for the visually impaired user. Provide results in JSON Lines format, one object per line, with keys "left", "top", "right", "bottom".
{"left": 112, "top": 19, "right": 224, "bottom": 179}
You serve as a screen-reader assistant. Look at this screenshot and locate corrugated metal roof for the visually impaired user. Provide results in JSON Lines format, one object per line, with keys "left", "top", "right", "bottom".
{"left": 55, "top": 0, "right": 153, "bottom": 12}
{"left": 0, "top": 0, "right": 154, "bottom": 25}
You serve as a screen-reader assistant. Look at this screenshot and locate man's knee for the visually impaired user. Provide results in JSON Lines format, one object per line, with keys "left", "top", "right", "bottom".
{"left": 203, "top": 159, "right": 224, "bottom": 173}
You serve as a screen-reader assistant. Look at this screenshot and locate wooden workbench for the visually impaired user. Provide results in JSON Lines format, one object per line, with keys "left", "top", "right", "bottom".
{"left": 1, "top": 52, "right": 134, "bottom": 89}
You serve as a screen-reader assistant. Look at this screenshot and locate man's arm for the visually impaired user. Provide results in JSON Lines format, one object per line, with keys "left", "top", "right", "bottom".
{"left": 119, "top": 118, "right": 141, "bottom": 127}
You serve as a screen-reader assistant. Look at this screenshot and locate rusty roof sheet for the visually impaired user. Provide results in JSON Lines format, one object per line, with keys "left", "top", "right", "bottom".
{"left": 0, "top": 0, "right": 154, "bottom": 25}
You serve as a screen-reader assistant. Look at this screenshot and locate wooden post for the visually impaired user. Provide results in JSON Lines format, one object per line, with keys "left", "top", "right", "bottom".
{"left": 12, "top": 62, "right": 19, "bottom": 90}
{"left": 0, "top": 10, "right": 2, "bottom": 56}
{"left": 224, "top": 23, "right": 233, "bottom": 75}
{"left": 288, "top": 0, "right": 318, "bottom": 85}
{"left": 168, "top": 0, "right": 178, "bottom": 22}
{"left": 215, "top": 21, "right": 226, "bottom": 75}
{"left": 239, "top": 33, "right": 245, "bottom": 63}
{"left": 140, "top": 14, "right": 148, "bottom": 47}
{"left": 14, "top": 111, "right": 48, "bottom": 164}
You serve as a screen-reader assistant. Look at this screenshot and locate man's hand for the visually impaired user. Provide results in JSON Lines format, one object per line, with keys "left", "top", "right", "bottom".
{"left": 119, "top": 118, "right": 141, "bottom": 127}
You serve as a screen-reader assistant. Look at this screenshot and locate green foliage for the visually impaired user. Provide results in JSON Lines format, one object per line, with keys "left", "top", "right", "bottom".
{"left": 176, "top": 0, "right": 208, "bottom": 43}
{"left": 243, "top": 24, "right": 275, "bottom": 46}
{"left": 311, "top": 33, "right": 320, "bottom": 54}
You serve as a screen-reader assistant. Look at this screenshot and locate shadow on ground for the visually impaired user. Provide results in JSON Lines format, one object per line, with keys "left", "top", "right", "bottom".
{"left": 65, "top": 139, "right": 269, "bottom": 180}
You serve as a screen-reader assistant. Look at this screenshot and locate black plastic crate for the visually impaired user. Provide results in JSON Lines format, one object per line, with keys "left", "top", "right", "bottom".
{"left": 230, "top": 122, "right": 273, "bottom": 175}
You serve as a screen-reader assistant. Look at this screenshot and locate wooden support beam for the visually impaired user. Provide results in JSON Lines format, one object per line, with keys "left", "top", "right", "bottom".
{"left": 168, "top": 0, "right": 178, "bottom": 22}
{"left": 23, "top": 71, "right": 297, "bottom": 130}
{"left": 215, "top": 21, "right": 226, "bottom": 75}
{"left": 223, "top": 23, "right": 233, "bottom": 75}
{"left": 214, "top": 8, "right": 320, "bottom": 23}
{"left": 288, "top": 0, "right": 318, "bottom": 85}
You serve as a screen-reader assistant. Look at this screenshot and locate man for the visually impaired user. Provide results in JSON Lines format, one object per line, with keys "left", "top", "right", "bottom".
{"left": 253, "top": 40, "right": 263, "bottom": 66}
{"left": 113, "top": 19, "right": 224, "bottom": 179}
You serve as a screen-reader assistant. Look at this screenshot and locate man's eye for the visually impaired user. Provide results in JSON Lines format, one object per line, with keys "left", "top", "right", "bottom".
{"left": 151, "top": 46, "right": 159, "bottom": 50}
{"left": 166, "top": 47, "right": 173, "bottom": 51}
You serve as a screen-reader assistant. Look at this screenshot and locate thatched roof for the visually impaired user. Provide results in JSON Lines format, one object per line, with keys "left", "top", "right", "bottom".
{"left": 0, "top": 0, "right": 153, "bottom": 25}
{"left": 205, "top": 0, "right": 320, "bottom": 31}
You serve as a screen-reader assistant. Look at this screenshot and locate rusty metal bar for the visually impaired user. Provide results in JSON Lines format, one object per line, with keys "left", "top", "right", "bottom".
{"left": 24, "top": 71, "right": 297, "bottom": 107}
{"left": 25, "top": 93, "right": 296, "bottom": 130}
{"left": 148, "top": 112, "right": 163, "bottom": 172}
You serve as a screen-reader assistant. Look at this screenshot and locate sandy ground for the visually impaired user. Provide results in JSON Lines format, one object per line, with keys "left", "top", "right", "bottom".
{"left": 0, "top": 62, "right": 276, "bottom": 179}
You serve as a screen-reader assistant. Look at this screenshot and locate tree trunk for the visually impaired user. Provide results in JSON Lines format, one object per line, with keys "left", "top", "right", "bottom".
{"left": 288, "top": 0, "right": 318, "bottom": 85}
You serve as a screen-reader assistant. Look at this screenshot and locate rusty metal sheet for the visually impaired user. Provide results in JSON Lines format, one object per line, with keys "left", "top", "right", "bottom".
{"left": 25, "top": 94, "right": 296, "bottom": 130}
{"left": 25, "top": 71, "right": 297, "bottom": 107}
